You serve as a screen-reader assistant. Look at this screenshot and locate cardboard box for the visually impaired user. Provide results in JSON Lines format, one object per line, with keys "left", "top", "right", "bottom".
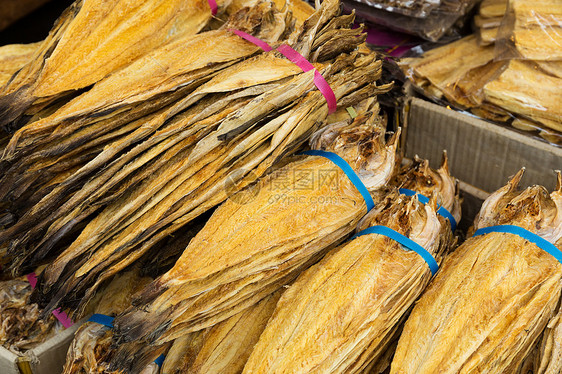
{"left": 403, "top": 97, "right": 562, "bottom": 231}
{"left": 404, "top": 98, "right": 562, "bottom": 193}
{"left": 0, "top": 321, "right": 82, "bottom": 374}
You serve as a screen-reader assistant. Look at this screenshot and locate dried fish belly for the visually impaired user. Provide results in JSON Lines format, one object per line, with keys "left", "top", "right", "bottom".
{"left": 111, "top": 111, "right": 397, "bottom": 352}
{"left": 391, "top": 171, "right": 562, "bottom": 374}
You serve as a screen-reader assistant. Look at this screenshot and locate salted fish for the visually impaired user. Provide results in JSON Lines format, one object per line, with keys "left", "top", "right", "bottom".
{"left": 391, "top": 171, "right": 562, "bottom": 374}
{"left": 111, "top": 111, "right": 397, "bottom": 348}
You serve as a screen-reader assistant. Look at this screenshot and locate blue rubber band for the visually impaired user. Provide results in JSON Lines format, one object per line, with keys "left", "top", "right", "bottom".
{"left": 399, "top": 188, "right": 457, "bottom": 232}
{"left": 473, "top": 225, "right": 562, "bottom": 265}
{"left": 87, "top": 313, "right": 165, "bottom": 367}
{"left": 88, "top": 313, "right": 114, "bottom": 328}
{"left": 351, "top": 225, "right": 439, "bottom": 275}
{"left": 154, "top": 354, "right": 165, "bottom": 368}
{"left": 301, "top": 150, "right": 375, "bottom": 211}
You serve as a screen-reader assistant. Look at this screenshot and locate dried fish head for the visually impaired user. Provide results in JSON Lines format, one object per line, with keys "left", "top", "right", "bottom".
{"left": 473, "top": 169, "right": 562, "bottom": 243}
{"left": 391, "top": 152, "right": 461, "bottom": 224}
{"left": 310, "top": 117, "right": 400, "bottom": 191}
{"left": 358, "top": 190, "right": 442, "bottom": 251}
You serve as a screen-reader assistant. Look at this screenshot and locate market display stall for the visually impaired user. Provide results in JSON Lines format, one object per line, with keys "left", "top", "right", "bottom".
{"left": 0, "top": 0, "right": 560, "bottom": 373}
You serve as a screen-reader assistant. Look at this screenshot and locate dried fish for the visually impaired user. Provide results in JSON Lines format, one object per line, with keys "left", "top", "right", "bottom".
{"left": 483, "top": 60, "right": 562, "bottom": 132}
{"left": 61, "top": 269, "right": 152, "bottom": 374}
{"left": 20, "top": 1, "right": 387, "bottom": 324}
{"left": 242, "top": 190, "right": 452, "bottom": 374}
{"left": 242, "top": 156, "right": 459, "bottom": 374}
{"left": 1, "top": 0, "right": 297, "bottom": 275}
{"left": 0, "top": 0, "right": 230, "bottom": 131}
{"left": 391, "top": 171, "right": 562, "bottom": 374}
{"left": 510, "top": 0, "right": 562, "bottom": 61}
{"left": 110, "top": 108, "right": 397, "bottom": 361}
{"left": 161, "top": 331, "right": 208, "bottom": 374}
{"left": 535, "top": 302, "right": 562, "bottom": 374}
{"left": 0, "top": 275, "right": 61, "bottom": 353}
{"left": 0, "top": 43, "right": 41, "bottom": 88}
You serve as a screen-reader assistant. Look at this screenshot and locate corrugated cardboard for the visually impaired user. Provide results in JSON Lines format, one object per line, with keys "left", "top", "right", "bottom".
{"left": 0, "top": 320, "right": 82, "bottom": 374}
{"left": 0, "top": 346, "right": 20, "bottom": 374}
{"left": 404, "top": 98, "right": 562, "bottom": 193}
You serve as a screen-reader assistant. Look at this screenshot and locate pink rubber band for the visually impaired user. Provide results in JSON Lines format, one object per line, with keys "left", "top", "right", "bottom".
{"left": 208, "top": 0, "right": 218, "bottom": 15}
{"left": 277, "top": 44, "right": 337, "bottom": 114}
{"left": 26, "top": 272, "right": 75, "bottom": 328}
{"left": 277, "top": 44, "right": 315, "bottom": 72}
{"left": 313, "top": 70, "right": 337, "bottom": 114}
{"left": 229, "top": 29, "right": 273, "bottom": 52}
{"left": 52, "top": 308, "right": 74, "bottom": 328}
{"left": 228, "top": 31, "right": 337, "bottom": 113}
{"left": 26, "top": 273, "right": 38, "bottom": 289}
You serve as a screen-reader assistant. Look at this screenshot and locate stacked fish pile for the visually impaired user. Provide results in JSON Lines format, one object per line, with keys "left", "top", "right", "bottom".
{"left": 402, "top": 34, "right": 562, "bottom": 145}
{"left": 0, "top": 0, "right": 397, "bottom": 322}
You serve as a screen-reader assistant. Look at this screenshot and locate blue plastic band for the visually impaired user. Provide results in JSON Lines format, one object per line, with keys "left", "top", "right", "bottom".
{"left": 88, "top": 313, "right": 114, "bottom": 328}
{"left": 351, "top": 225, "right": 439, "bottom": 275}
{"left": 399, "top": 188, "right": 457, "bottom": 232}
{"left": 473, "top": 225, "right": 562, "bottom": 265}
{"left": 154, "top": 354, "right": 165, "bottom": 368}
{"left": 301, "top": 150, "right": 375, "bottom": 211}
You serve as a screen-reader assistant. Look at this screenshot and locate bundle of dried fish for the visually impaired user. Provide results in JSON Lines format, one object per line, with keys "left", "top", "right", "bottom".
{"left": 109, "top": 107, "right": 397, "bottom": 365}
{"left": 0, "top": 0, "right": 231, "bottom": 131}
{"left": 183, "top": 290, "right": 282, "bottom": 374}
{"left": 0, "top": 272, "right": 61, "bottom": 353}
{"left": 22, "top": 1, "right": 389, "bottom": 323}
{"left": 61, "top": 269, "right": 153, "bottom": 374}
{"left": 391, "top": 171, "right": 562, "bottom": 374}
{"left": 0, "top": 0, "right": 297, "bottom": 274}
{"left": 242, "top": 157, "right": 459, "bottom": 374}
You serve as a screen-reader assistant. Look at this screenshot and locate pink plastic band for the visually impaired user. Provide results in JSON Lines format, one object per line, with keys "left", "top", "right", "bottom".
{"left": 277, "top": 44, "right": 315, "bottom": 72}
{"left": 228, "top": 32, "right": 337, "bottom": 113}
{"left": 26, "top": 273, "right": 38, "bottom": 289}
{"left": 208, "top": 0, "right": 218, "bottom": 15}
{"left": 229, "top": 29, "right": 273, "bottom": 52}
{"left": 26, "top": 272, "right": 75, "bottom": 329}
{"left": 52, "top": 308, "right": 74, "bottom": 328}
{"left": 277, "top": 44, "right": 337, "bottom": 114}
{"left": 313, "top": 70, "right": 337, "bottom": 114}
